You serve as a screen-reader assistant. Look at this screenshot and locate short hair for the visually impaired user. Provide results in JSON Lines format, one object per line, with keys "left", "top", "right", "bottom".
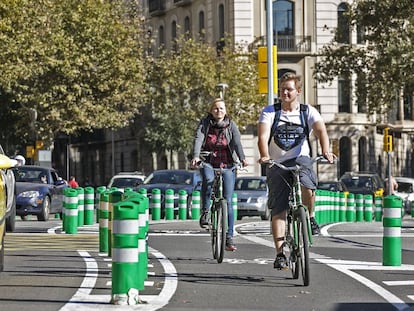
{"left": 209, "top": 98, "right": 226, "bottom": 112}
{"left": 280, "top": 72, "right": 302, "bottom": 91}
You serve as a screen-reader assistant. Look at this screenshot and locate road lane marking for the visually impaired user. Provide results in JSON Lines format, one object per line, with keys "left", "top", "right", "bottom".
{"left": 384, "top": 280, "right": 414, "bottom": 286}
{"left": 59, "top": 247, "right": 177, "bottom": 311}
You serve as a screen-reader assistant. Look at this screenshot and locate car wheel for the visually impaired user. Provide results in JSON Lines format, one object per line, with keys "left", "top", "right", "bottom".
{"left": 6, "top": 196, "right": 16, "bottom": 232}
{"left": 37, "top": 196, "right": 50, "bottom": 221}
{"left": 261, "top": 207, "right": 271, "bottom": 220}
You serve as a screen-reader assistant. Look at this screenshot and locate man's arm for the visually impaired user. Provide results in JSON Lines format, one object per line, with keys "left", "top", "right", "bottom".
{"left": 312, "top": 120, "right": 335, "bottom": 163}
{"left": 258, "top": 122, "right": 271, "bottom": 162}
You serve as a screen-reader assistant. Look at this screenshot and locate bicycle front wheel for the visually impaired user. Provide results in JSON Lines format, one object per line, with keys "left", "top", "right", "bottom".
{"left": 294, "top": 204, "right": 310, "bottom": 286}
{"left": 216, "top": 199, "right": 227, "bottom": 263}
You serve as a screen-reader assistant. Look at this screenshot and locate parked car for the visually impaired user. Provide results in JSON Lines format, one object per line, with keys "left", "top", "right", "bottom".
{"left": 0, "top": 145, "right": 17, "bottom": 232}
{"left": 234, "top": 176, "right": 269, "bottom": 220}
{"left": 0, "top": 154, "right": 18, "bottom": 272}
{"left": 12, "top": 165, "right": 67, "bottom": 221}
{"left": 339, "top": 172, "right": 384, "bottom": 197}
{"left": 390, "top": 177, "right": 414, "bottom": 214}
{"left": 138, "top": 169, "right": 202, "bottom": 218}
{"left": 107, "top": 171, "right": 146, "bottom": 190}
{"left": 317, "top": 180, "right": 348, "bottom": 192}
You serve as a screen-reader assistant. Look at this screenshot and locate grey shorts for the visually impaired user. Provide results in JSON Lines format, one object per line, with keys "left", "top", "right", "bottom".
{"left": 266, "top": 156, "right": 318, "bottom": 216}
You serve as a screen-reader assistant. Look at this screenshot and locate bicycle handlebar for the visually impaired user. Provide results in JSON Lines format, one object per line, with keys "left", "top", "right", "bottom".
{"left": 262, "top": 155, "right": 326, "bottom": 172}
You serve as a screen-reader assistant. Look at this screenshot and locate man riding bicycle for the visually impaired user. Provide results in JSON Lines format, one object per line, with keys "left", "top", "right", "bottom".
{"left": 257, "top": 72, "right": 335, "bottom": 269}
{"left": 191, "top": 97, "right": 248, "bottom": 251}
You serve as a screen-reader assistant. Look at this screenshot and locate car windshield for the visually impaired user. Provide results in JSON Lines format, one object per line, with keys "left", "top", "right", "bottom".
{"left": 341, "top": 176, "right": 373, "bottom": 191}
{"left": 396, "top": 182, "right": 413, "bottom": 193}
{"left": 111, "top": 177, "right": 143, "bottom": 188}
{"left": 144, "top": 171, "right": 193, "bottom": 185}
{"left": 13, "top": 167, "right": 48, "bottom": 184}
{"left": 235, "top": 179, "right": 267, "bottom": 191}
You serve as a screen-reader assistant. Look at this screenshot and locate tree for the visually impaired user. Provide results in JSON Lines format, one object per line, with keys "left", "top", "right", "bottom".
{"left": 0, "top": 0, "right": 148, "bottom": 147}
{"left": 313, "top": 0, "right": 414, "bottom": 116}
{"left": 142, "top": 35, "right": 265, "bottom": 157}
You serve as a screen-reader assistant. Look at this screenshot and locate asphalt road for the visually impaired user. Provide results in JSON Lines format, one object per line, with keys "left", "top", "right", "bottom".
{"left": 1, "top": 215, "right": 414, "bottom": 311}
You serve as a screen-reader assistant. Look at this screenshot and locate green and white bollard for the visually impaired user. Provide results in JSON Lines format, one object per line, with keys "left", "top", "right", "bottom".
{"left": 382, "top": 195, "right": 402, "bottom": 266}
{"left": 151, "top": 189, "right": 161, "bottom": 220}
{"left": 111, "top": 200, "right": 140, "bottom": 305}
{"left": 165, "top": 189, "right": 174, "bottom": 220}
{"left": 84, "top": 187, "right": 95, "bottom": 225}
{"left": 339, "top": 192, "right": 346, "bottom": 222}
{"left": 375, "top": 195, "right": 382, "bottom": 222}
{"left": 191, "top": 191, "right": 201, "bottom": 220}
{"left": 108, "top": 190, "right": 124, "bottom": 257}
{"left": 364, "top": 194, "right": 373, "bottom": 222}
{"left": 232, "top": 192, "right": 238, "bottom": 221}
{"left": 178, "top": 190, "right": 187, "bottom": 220}
{"left": 76, "top": 187, "right": 84, "bottom": 227}
{"left": 64, "top": 188, "right": 79, "bottom": 234}
{"left": 96, "top": 186, "right": 106, "bottom": 223}
{"left": 346, "top": 193, "right": 355, "bottom": 222}
{"left": 99, "top": 191, "right": 110, "bottom": 253}
{"left": 355, "top": 194, "right": 364, "bottom": 222}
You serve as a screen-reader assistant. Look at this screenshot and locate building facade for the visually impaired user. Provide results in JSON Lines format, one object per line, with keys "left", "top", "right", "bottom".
{"left": 55, "top": 0, "right": 414, "bottom": 186}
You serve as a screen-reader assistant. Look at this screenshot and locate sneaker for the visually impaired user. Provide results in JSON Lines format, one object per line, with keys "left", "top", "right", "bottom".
{"left": 310, "top": 217, "right": 320, "bottom": 235}
{"left": 274, "top": 253, "right": 288, "bottom": 270}
{"left": 225, "top": 237, "right": 237, "bottom": 251}
{"left": 199, "top": 211, "right": 208, "bottom": 228}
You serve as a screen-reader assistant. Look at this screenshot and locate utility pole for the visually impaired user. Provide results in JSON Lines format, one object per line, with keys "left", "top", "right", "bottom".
{"left": 266, "top": 0, "right": 275, "bottom": 106}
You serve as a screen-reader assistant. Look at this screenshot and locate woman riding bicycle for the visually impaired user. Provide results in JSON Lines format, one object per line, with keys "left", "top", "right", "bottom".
{"left": 257, "top": 72, "right": 335, "bottom": 270}
{"left": 191, "top": 97, "right": 248, "bottom": 252}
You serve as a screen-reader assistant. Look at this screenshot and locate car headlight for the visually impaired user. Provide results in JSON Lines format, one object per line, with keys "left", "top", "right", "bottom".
{"left": 19, "top": 191, "right": 41, "bottom": 199}
{"left": 257, "top": 197, "right": 267, "bottom": 204}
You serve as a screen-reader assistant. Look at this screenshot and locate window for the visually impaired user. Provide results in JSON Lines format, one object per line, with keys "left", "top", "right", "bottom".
{"left": 159, "top": 25, "right": 165, "bottom": 48}
{"left": 273, "top": 0, "right": 294, "bottom": 36}
{"left": 338, "top": 76, "right": 351, "bottom": 113}
{"left": 198, "top": 10, "right": 205, "bottom": 41}
{"left": 171, "top": 20, "right": 177, "bottom": 51}
{"left": 218, "top": 4, "right": 225, "bottom": 40}
{"left": 184, "top": 16, "right": 191, "bottom": 38}
{"left": 358, "top": 137, "right": 367, "bottom": 171}
{"left": 339, "top": 137, "right": 352, "bottom": 176}
{"left": 337, "top": 3, "right": 350, "bottom": 44}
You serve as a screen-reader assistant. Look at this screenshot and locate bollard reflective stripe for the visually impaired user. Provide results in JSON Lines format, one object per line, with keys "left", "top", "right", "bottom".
{"left": 112, "top": 219, "right": 139, "bottom": 234}
{"left": 112, "top": 248, "right": 139, "bottom": 263}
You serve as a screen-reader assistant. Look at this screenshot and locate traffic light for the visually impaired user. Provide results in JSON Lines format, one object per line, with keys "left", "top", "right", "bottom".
{"left": 383, "top": 127, "right": 393, "bottom": 152}
{"left": 257, "top": 46, "right": 277, "bottom": 94}
{"left": 26, "top": 146, "right": 35, "bottom": 158}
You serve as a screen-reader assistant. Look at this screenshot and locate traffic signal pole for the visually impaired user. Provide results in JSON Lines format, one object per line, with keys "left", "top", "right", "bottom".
{"left": 266, "top": 0, "right": 275, "bottom": 106}
{"left": 383, "top": 127, "right": 393, "bottom": 195}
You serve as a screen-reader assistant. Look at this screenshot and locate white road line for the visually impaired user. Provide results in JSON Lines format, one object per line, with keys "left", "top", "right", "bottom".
{"left": 59, "top": 247, "right": 177, "bottom": 311}
{"left": 239, "top": 233, "right": 412, "bottom": 310}
{"left": 384, "top": 280, "right": 414, "bottom": 286}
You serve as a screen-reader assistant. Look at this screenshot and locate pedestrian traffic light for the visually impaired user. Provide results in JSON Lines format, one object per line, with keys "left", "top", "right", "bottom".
{"left": 257, "top": 46, "right": 277, "bottom": 95}
{"left": 383, "top": 127, "right": 393, "bottom": 152}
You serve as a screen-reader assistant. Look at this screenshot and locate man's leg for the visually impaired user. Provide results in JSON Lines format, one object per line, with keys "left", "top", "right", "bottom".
{"left": 271, "top": 211, "right": 287, "bottom": 253}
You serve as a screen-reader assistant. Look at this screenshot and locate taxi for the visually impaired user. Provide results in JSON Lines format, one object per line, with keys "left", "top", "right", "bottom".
{"left": 0, "top": 154, "right": 17, "bottom": 272}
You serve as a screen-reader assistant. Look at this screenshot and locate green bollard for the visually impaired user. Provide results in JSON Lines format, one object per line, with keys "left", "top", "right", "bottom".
{"left": 355, "top": 194, "right": 364, "bottom": 222}
{"left": 84, "top": 187, "right": 95, "bottom": 225}
{"left": 346, "top": 193, "right": 355, "bottom": 222}
{"left": 99, "top": 191, "right": 110, "bottom": 253}
{"left": 96, "top": 186, "right": 107, "bottom": 223}
{"left": 108, "top": 190, "right": 124, "bottom": 257}
{"left": 165, "top": 189, "right": 174, "bottom": 220}
{"left": 151, "top": 189, "right": 161, "bottom": 220}
{"left": 191, "top": 191, "right": 201, "bottom": 220}
{"left": 232, "top": 192, "right": 238, "bottom": 221}
{"left": 314, "top": 189, "right": 321, "bottom": 224}
{"left": 339, "top": 192, "right": 346, "bottom": 222}
{"left": 64, "top": 188, "right": 79, "bottom": 234}
{"left": 364, "top": 194, "right": 373, "bottom": 222}
{"left": 178, "top": 190, "right": 187, "bottom": 220}
{"left": 382, "top": 195, "right": 402, "bottom": 266}
{"left": 76, "top": 187, "right": 85, "bottom": 227}
{"left": 375, "top": 195, "right": 383, "bottom": 222}
{"left": 62, "top": 187, "right": 69, "bottom": 231}
{"left": 111, "top": 200, "right": 140, "bottom": 304}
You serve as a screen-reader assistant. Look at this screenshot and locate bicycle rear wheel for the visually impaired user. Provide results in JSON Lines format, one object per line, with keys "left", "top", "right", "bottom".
{"left": 216, "top": 199, "right": 227, "bottom": 263}
{"left": 294, "top": 204, "right": 310, "bottom": 286}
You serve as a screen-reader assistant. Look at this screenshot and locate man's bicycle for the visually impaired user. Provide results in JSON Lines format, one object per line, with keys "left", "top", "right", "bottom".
{"left": 264, "top": 156, "right": 325, "bottom": 286}
{"left": 197, "top": 151, "right": 243, "bottom": 263}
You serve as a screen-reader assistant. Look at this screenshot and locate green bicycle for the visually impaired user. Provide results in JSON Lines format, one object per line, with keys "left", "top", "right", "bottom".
{"left": 265, "top": 156, "right": 324, "bottom": 286}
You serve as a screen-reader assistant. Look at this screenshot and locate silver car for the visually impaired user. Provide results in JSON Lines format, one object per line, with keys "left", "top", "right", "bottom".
{"left": 234, "top": 176, "right": 270, "bottom": 220}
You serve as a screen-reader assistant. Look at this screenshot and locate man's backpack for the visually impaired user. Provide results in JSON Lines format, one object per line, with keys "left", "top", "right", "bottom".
{"left": 268, "top": 100, "right": 312, "bottom": 155}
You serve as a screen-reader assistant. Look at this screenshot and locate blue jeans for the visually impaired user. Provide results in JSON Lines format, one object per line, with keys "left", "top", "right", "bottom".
{"left": 200, "top": 163, "right": 236, "bottom": 238}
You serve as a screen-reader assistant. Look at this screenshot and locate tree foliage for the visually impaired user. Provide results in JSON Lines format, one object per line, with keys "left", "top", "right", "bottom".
{"left": 142, "top": 36, "right": 265, "bottom": 155}
{"left": 314, "top": 0, "right": 414, "bottom": 115}
{"left": 0, "top": 0, "right": 147, "bottom": 146}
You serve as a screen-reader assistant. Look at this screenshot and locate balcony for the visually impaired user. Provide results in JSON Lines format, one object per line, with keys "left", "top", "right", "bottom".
{"left": 148, "top": 0, "right": 166, "bottom": 16}
{"left": 173, "top": 0, "right": 192, "bottom": 6}
{"left": 276, "top": 35, "right": 311, "bottom": 53}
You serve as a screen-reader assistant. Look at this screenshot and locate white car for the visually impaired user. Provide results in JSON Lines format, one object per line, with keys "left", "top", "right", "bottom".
{"left": 107, "top": 172, "right": 146, "bottom": 190}
{"left": 393, "top": 177, "right": 414, "bottom": 214}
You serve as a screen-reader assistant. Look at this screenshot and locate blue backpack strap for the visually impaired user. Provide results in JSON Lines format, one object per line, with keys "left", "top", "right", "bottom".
{"left": 268, "top": 100, "right": 282, "bottom": 145}
{"left": 299, "top": 104, "right": 313, "bottom": 156}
